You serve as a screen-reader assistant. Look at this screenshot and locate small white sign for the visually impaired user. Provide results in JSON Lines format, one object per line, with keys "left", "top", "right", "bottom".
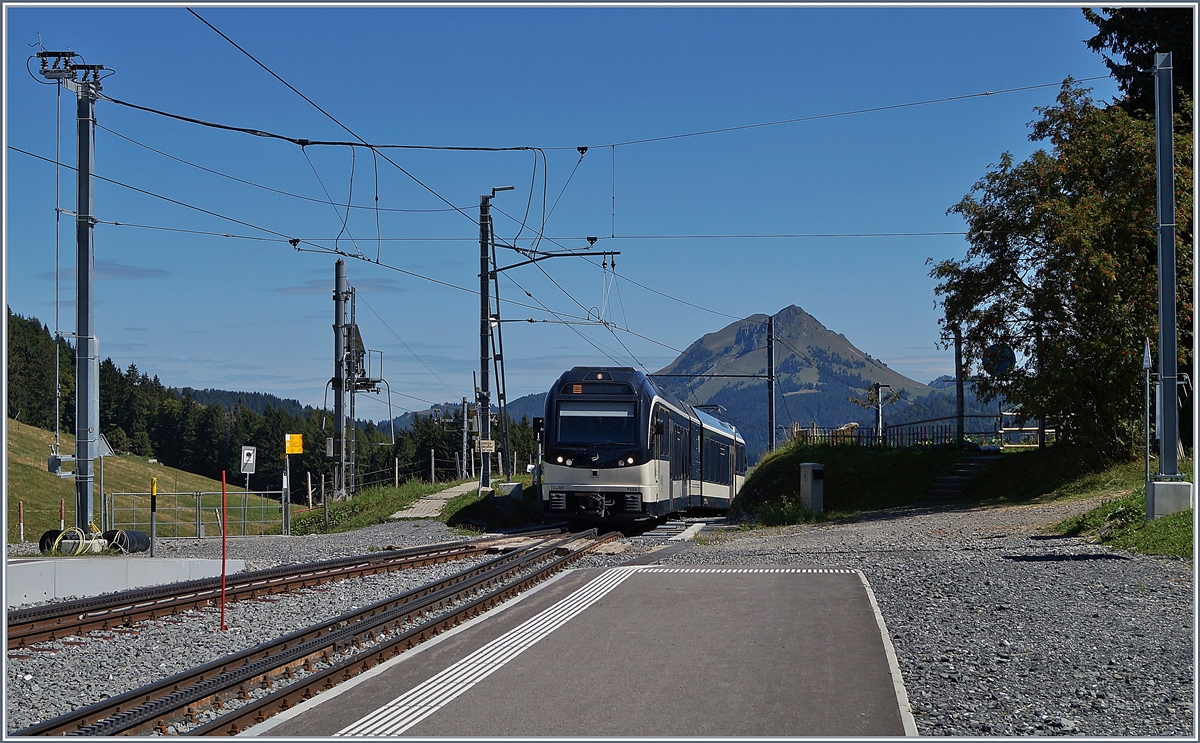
{"left": 475, "top": 439, "right": 496, "bottom": 453}
{"left": 241, "top": 446, "right": 257, "bottom": 474}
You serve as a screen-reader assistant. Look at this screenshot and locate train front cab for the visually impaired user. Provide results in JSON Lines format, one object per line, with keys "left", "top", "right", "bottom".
{"left": 540, "top": 368, "right": 662, "bottom": 522}
{"left": 540, "top": 367, "right": 747, "bottom": 522}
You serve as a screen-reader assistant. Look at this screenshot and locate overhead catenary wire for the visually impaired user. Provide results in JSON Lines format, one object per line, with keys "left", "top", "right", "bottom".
{"left": 94, "top": 124, "right": 467, "bottom": 214}
{"left": 11, "top": 146, "right": 611, "bottom": 334}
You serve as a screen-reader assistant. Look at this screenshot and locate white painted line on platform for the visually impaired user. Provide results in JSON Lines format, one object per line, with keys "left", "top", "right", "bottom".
{"left": 641, "top": 566, "right": 858, "bottom": 574}
{"left": 238, "top": 569, "right": 578, "bottom": 737}
{"left": 335, "top": 566, "right": 644, "bottom": 736}
{"left": 857, "top": 569, "right": 919, "bottom": 737}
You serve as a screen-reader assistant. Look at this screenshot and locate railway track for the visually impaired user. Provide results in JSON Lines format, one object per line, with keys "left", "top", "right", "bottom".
{"left": 12, "top": 529, "right": 618, "bottom": 737}
{"left": 7, "top": 530, "right": 565, "bottom": 650}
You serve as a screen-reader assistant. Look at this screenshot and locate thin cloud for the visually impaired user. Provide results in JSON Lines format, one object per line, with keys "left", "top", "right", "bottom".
{"left": 272, "top": 278, "right": 406, "bottom": 295}
{"left": 37, "top": 261, "right": 170, "bottom": 281}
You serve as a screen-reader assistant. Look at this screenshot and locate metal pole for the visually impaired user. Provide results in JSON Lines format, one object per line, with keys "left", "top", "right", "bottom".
{"left": 461, "top": 397, "right": 468, "bottom": 479}
{"left": 348, "top": 288, "right": 358, "bottom": 495}
{"left": 767, "top": 315, "right": 775, "bottom": 452}
{"left": 1145, "top": 337, "right": 1153, "bottom": 483}
{"left": 1154, "top": 52, "right": 1179, "bottom": 477}
{"left": 954, "top": 326, "right": 965, "bottom": 449}
{"left": 480, "top": 195, "right": 492, "bottom": 490}
{"left": 149, "top": 477, "right": 157, "bottom": 558}
{"left": 875, "top": 383, "right": 884, "bottom": 446}
{"left": 431, "top": 449, "right": 436, "bottom": 483}
{"left": 284, "top": 454, "right": 291, "bottom": 536}
{"left": 73, "top": 75, "right": 99, "bottom": 532}
{"left": 333, "top": 259, "right": 348, "bottom": 499}
{"left": 322, "top": 474, "right": 329, "bottom": 533}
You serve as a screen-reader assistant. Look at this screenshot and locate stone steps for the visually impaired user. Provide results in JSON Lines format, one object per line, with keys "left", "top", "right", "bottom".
{"left": 926, "top": 455, "right": 1002, "bottom": 501}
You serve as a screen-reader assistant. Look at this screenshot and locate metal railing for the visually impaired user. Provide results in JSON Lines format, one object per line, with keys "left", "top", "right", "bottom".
{"left": 107, "top": 491, "right": 286, "bottom": 538}
{"left": 785, "top": 414, "right": 1058, "bottom": 450}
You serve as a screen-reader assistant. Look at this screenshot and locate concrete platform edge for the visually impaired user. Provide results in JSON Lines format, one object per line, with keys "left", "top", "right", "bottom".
{"left": 5, "top": 558, "right": 246, "bottom": 608}
{"left": 857, "top": 569, "right": 918, "bottom": 736}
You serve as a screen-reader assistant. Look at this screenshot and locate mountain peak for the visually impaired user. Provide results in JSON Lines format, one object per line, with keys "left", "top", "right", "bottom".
{"left": 653, "top": 304, "right": 930, "bottom": 455}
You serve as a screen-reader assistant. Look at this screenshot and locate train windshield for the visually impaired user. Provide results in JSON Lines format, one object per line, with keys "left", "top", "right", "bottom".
{"left": 556, "top": 400, "right": 637, "bottom": 445}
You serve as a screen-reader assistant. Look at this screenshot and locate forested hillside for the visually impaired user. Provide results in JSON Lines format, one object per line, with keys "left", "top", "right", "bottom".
{"left": 7, "top": 306, "right": 536, "bottom": 487}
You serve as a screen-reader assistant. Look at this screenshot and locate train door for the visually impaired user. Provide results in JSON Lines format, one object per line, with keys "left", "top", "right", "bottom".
{"left": 652, "top": 408, "right": 672, "bottom": 506}
{"left": 689, "top": 423, "right": 702, "bottom": 507}
{"left": 729, "top": 441, "right": 739, "bottom": 499}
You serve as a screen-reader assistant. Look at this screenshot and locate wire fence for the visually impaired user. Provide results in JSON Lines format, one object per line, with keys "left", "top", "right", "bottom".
{"left": 107, "top": 491, "right": 285, "bottom": 538}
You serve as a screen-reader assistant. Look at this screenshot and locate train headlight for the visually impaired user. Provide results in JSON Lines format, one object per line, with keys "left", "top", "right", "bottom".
{"left": 565, "top": 459, "right": 573, "bottom": 466}
{"left": 556, "top": 456, "right": 564, "bottom": 463}
{"left": 627, "top": 457, "right": 634, "bottom": 465}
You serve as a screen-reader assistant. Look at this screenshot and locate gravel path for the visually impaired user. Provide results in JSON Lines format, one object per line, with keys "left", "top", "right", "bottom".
{"left": 5, "top": 501, "right": 1194, "bottom": 736}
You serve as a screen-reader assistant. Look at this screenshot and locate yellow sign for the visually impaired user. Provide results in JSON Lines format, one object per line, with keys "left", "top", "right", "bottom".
{"left": 285, "top": 433, "right": 304, "bottom": 454}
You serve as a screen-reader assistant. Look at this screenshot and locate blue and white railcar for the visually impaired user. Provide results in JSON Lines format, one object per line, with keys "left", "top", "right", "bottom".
{"left": 540, "top": 367, "right": 746, "bottom": 521}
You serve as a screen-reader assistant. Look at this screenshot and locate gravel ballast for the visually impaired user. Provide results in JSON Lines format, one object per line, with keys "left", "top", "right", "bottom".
{"left": 5, "top": 503, "right": 1195, "bottom": 736}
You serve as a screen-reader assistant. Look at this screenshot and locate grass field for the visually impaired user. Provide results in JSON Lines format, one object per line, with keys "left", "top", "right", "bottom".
{"left": 6, "top": 419, "right": 280, "bottom": 543}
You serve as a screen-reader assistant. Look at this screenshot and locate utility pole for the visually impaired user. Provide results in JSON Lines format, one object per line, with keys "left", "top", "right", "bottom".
{"left": 347, "top": 287, "right": 359, "bottom": 494}
{"left": 460, "top": 397, "right": 468, "bottom": 479}
{"left": 954, "top": 326, "right": 965, "bottom": 450}
{"left": 874, "top": 382, "right": 891, "bottom": 447}
{"left": 39, "top": 53, "right": 104, "bottom": 532}
{"left": 479, "top": 195, "right": 494, "bottom": 489}
{"left": 1154, "top": 52, "right": 1179, "bottom": 477}
{"left": 767, "top": 315, "right": 775, "bottom": 452}
{"left": 1146, "top": 51, "right": 1192, "bottom": 519}
{"left": 478, "top": 186, "right": 515, "bottom": 490}
{"left": 333, "top": 260, "right": 348, "bottom": 500}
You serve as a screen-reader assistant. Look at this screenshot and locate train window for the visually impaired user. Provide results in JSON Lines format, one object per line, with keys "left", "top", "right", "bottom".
{"left": 559, "top": 382, "right": 634, "bottom": 395}
{"left": 557, "top": 401, "right": 637, "bottom": 445}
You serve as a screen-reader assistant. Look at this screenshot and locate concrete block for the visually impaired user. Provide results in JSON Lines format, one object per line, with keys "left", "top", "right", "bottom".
{"left": 799, "top": 463, "right": 824, "bottom": 515}
{"left": 1146, "top": 480, "right": 1193, "bottom": 520}
{"left": 492, "top": 483, "right": 522, "bottom": 515}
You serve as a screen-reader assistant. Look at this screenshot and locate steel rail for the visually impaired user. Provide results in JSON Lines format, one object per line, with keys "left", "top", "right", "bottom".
{"left": 13, "top": 532, "right": 597, "bottom": 737}
{"left": 7, "top": 540, "right": 500, "bottom": 649}
{"left": 192, "top": 530, "right": 621, "bottom": 736}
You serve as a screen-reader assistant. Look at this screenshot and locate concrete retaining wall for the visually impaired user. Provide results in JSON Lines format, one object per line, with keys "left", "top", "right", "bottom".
{"left": 5, "top": 558, "right": 246, "bottom": 608}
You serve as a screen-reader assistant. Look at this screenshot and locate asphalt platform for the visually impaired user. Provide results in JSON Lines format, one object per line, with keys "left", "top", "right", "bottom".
{"left": 253, "top": 565, "right": 915, "bottom": 737}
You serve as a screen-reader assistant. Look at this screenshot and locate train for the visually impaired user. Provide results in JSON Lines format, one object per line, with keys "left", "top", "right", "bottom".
{"left": 538, "top": 366, "right": 746, "bottom": 522}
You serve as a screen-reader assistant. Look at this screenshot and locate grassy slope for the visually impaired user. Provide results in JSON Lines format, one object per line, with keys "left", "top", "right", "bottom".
{"left": 289, "top": 479, "right": 465, "bottom": 536}
{"left": 733, "top": 442, "right": 964, "bottom": 523}
{"left": 6, "top": 419, "right": 269, "bottom": 542}
{"left": 734, "top": 436, "right": 1194, "bottom": 557}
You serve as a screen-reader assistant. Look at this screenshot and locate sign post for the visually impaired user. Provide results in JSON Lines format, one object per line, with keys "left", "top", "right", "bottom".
{"left": 240, "top": 445, "right": 256, "bottom": 495}
{"left": 284, "top": 435, "right": 303, "bottom": 535}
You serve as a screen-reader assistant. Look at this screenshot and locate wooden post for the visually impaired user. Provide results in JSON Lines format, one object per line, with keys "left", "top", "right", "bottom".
{"left": 431, "top": 449, "right": 436, "bottom": 484}
{"left": 59, "top": 498, "right": 65, "bottom": 531}
{"left": 307, "top": 471, "right": 313, "bottom": 509}
{"left": 394, "top": 457, "right": 399, "bottom": 488}
{"left": 19, "top": 501, "right": 24, "bottom": 543}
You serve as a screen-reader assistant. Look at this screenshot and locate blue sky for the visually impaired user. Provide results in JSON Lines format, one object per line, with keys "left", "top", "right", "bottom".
{"left": 3, "top": 3, "right": 1121, "bottom": 421}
